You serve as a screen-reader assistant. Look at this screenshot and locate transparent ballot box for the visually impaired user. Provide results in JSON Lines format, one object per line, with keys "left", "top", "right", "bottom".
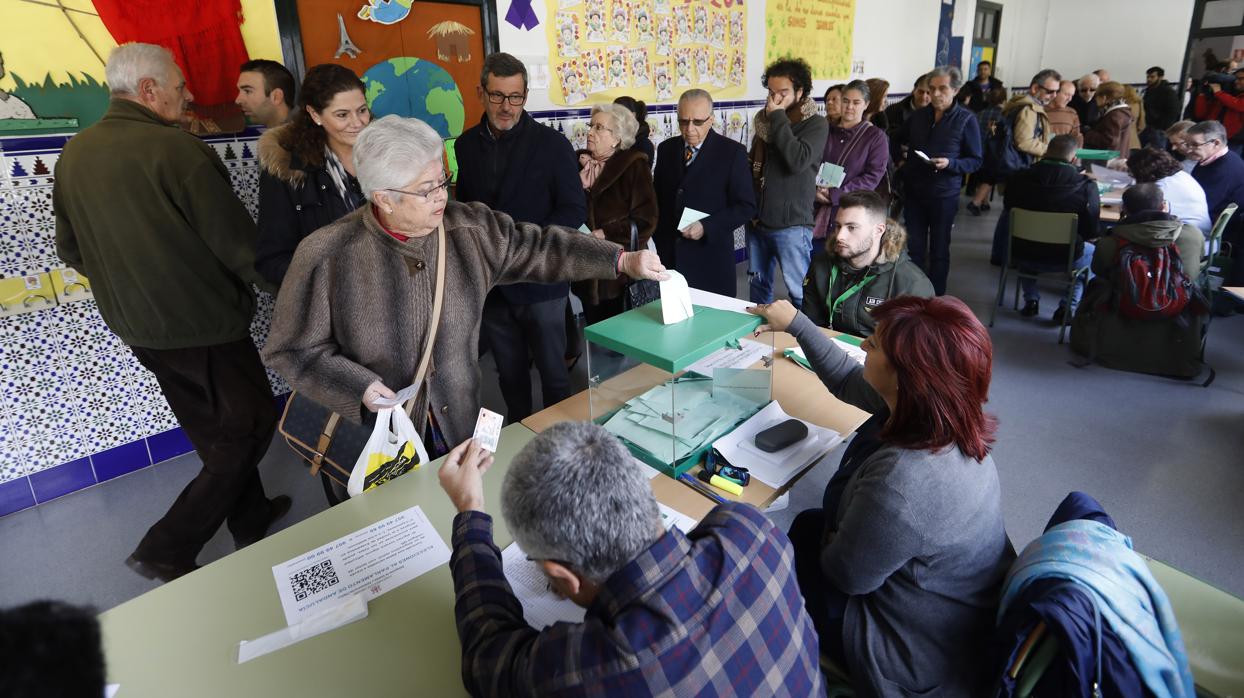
{"left": 583, "top": 299, "right": 773, "bottom": 478}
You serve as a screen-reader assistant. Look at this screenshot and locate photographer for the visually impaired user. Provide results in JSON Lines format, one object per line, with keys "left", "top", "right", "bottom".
{"left": 1191, "top": 68, "right": 1244, "bottom": 154}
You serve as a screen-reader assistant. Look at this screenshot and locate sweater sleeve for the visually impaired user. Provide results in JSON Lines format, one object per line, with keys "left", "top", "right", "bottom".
{"left": 1213, "top": 89, "right": 1244, "bottom": 114}
{"left": 801, "top": 257, "right": 831, "bottom": 328}
{"left": 175, "top": 153, "right": 274, "bottom": 293}
{"left": 484, "top": 208, "right": 624, "bottom": 286}
{"left": 786, "top": 312, "right": 887, "bottom": 415}
{"left": 262, "top": 251, "right": 380, "bottom": 422}
{"left": 767, "top": 108, "right": 828, "bottom": 172}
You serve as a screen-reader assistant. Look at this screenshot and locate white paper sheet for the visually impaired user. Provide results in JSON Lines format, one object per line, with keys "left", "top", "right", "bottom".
{"left": 677, "top": 206, "right": 710, "bottom": 231}
{"left": 501, "top": 542, "right": 586, "bottom": 629}
{"left": 105, "top": 685, "right": 120, "bottom": 698}
{"left": 714, "top": 401, "right": 844, "bottom": 488}
{"left": 913, "top": 149, "right": 933, "bottom": 162}
{"left": 658, "top": 502, "right": 700, "bottom": 533}
{"left": 237, "top": 594, "right": 368, "bottom": 664}
{"left": 271, "top": 505, "right": 450, "bottom": 626}
{"left": 371, "top": 382, "right": 420, "bottom": 409}
{"left": 1090, "top": 163, "right": 1133, "bottom": 187}
{"left": 659, "top": 270, "right": 694, "bottom": 324}
{"left": 685, "top": 338, "right": 772, "bottom": 375}
{"left": 687, "top": 287, "right": 753, "bottom": 314}
{"left": 787, "top": 341, "right": 865, "bottom": 367}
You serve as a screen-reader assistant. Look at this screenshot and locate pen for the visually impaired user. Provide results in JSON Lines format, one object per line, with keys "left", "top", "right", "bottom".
{"left": 678, "top": 473, "right": 727, "bottom": 504}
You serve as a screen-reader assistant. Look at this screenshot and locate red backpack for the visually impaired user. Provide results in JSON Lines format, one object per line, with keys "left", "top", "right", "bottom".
{"left": 1114, "top": 242, "right": 1206, "bottom": 321}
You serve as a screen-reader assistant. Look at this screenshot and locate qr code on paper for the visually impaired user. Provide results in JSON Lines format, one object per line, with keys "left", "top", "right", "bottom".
{"left": 290, "top": 560, "right": 340, "bottom": 601}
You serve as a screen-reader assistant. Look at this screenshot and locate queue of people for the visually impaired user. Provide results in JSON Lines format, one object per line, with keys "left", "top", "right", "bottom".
{"left": 47, "top": 41, "right": 1211, "bottom": 698}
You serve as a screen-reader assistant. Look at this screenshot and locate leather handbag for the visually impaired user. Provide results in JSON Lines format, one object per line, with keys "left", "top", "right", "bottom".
{"left": 277, "top": 224, "right": 447, "bottom": 488}
{"left": 624, "top": 221, "right": 660, "bottom": 310}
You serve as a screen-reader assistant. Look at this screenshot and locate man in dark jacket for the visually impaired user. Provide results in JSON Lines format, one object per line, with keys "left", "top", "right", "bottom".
{"left": 891, "top": 65, "right": 982, "bottom": 296}
{"left": 882, "top": 74, "right": 932, "bottom": 138}
{"left": 454, "top": 53, "right": 587, "bottom": 422}
{"left": 53, "top": 44, "right": 287, "bottom": 583}
{"left": 1143, "top": 67, "right": 1182, "bottom": 139}
{"left": 746, "top": 58, "right": 829, "bottom": 309}
{"left": 653, "top": 89, "right": 755, "bottom": 297}
{"left": 1069, "top": 73, "right": 1101, "bottom": 132}
{"left": 1000, "top": 135, "right": 1100, "bottom": 322}
{"left": 803, "top": 191, "right": 934, "bottom": 337}
{"left": 1189, "top": 119, "right": 1244, "bottom": 295}
{"left": 958, "top": 60, "right": 1004, "bottom": 112}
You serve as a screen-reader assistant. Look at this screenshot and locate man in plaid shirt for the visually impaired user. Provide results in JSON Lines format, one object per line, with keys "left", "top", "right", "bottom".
{"left": 438, "top": 422, "right": 823, "bottom": 697}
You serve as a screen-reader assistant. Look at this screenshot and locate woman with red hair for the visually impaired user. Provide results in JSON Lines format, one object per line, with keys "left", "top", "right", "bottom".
{"left": 749, "top": 296, "right": 1015, "bottom": 697}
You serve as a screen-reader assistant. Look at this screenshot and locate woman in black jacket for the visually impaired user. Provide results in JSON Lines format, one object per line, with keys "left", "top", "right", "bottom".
{"left": 256, "top": 64, "right": 372, "bottom": 288}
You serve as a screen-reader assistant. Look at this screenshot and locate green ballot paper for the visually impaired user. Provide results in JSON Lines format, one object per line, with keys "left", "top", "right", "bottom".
{"left": 816, "top": 162, "right": 846, "bottom": 189}
{"left": 578, "top": 224, "right": 593, "bottom": 234}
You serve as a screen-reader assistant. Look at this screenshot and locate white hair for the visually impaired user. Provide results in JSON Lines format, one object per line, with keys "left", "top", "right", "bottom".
{"left": 591, "top": 103, "right": 639, "bottom": 149}
{"left": 352, "top": 115, "right": 444, "bottom": 199}
{"left": 105, "top": 43, "right": 175, "bottom": 96}
{"left": 1078, "top": 73, "right": 1101, "bottom": 88}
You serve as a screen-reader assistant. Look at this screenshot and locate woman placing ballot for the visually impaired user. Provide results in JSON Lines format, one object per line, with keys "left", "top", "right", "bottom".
{"left": 264, "top": 116, "right": 667, "bottom": 457}
{"left": 747, "top": 295, "right": 1015, "bottom": 697}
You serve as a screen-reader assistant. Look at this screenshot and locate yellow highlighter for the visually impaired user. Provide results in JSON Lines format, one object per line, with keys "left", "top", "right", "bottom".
{"left": 707, "top": 474, "right": 743, "bottom": 496}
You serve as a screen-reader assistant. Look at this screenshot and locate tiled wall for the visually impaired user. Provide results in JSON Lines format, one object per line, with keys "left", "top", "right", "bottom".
{"left": 0, "top": 100, "right": 777, "bottom": 518}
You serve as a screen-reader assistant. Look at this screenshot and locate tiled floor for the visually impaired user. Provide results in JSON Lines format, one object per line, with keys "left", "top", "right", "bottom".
{"left": 2, "top": 200, "right": 1243, "bottom": 615}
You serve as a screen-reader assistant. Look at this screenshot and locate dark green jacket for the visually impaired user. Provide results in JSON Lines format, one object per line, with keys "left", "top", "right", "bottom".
{"left": 54, "top": 99, "right": 268, "bottom": 350}
{"left": 803, "top": 235, "right": 934, "bottom": 337}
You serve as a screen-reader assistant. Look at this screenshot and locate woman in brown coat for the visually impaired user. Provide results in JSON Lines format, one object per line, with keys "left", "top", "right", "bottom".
{"left": 1084, "top": 81, "right": 1133, "bottom": 156}
{"left": 575, "top": 103, "right": 659, "bottom": 324}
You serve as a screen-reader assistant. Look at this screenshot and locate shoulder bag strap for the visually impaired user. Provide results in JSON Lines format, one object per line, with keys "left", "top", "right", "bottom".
{"left": 405, "top": 224, "right": 447, "bottom": 417}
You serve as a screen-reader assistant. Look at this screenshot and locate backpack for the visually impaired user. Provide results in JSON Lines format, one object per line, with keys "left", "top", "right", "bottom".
{"left": 1114, "top": 242, "right": 1206, "bottom": 323}
{"left": 983, "top": 109, "right": 1031, "bottom": 180}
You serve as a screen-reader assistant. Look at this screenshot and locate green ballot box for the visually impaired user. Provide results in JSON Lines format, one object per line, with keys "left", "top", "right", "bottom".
{"left": 583, "top": 300, "right": 773, "bottom": 478}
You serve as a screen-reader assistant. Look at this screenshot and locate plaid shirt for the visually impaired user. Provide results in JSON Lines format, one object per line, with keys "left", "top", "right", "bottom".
{"left": 449, "top": 503, "right": 824, "bottom": 697}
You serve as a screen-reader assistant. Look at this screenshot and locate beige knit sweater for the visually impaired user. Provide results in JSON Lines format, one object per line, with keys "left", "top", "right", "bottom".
{"left": 263, "top": 201, "right": 621, "bottom": 442}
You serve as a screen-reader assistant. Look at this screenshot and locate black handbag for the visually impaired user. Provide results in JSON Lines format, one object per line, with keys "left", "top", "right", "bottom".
{"left": 277, "top": 224, "right": 446, "bottom": 489}
{"left": 624, "top": 221, "right": 660, "bottom": 309}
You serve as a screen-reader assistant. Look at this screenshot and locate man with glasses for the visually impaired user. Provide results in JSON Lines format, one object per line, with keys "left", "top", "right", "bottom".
{"left": 652, "top": 89, "right": 755, "bottom": 297}
{"left": 1189, "top": 120, "right": 1244, "bottom": 295}
{"left": 1003, "top": 68, "right": 1060, "bottom": 163}
{"left": 1070, "top": 73, "right": 1101, "bottom": 132}
{"left": 455, "top": 53, "right": 587, "bottom": 424}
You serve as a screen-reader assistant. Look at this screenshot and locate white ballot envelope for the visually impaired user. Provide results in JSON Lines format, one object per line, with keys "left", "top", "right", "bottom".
{"left": 659, "top": 270, "right": 695, "bottom": 324}
{"left": 913, "top": 149, "right": 933, "bottom": 163}
{"left": 677, "top": 207, "right": 710, "bottom": 232}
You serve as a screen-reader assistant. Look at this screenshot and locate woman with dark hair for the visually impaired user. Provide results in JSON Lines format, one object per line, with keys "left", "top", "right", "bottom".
{"left": 748, "top": 296, "right": 1015, "bottom": 697}
{"left": 613, "top": 95, "right": 654, "bottom": 164}
{"left": 864, "top": 77, "right": 891, "bottom": 132}
{"left": 256, "top": 64, "right": 372, "bottom": 287}
{"left": 812, "top": 80, "right": 890, "bottom": 248}
{"left": 1126, "top": 147, "right": 1211, "bottom": 231}
{"left": 822, "top": 83, "right": 846, "bottom": 127}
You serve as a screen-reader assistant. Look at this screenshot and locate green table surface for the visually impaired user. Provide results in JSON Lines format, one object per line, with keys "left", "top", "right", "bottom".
{"left": 99, "top": 424, "right": 537, "bottom": 698}
{"left": 584, "top": 301, "right": 762, "bottom": 373}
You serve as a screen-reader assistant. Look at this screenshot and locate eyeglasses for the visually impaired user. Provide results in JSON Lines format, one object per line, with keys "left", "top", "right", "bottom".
{"left": 1078, "top": 87, "right": 1097, "bottom": 93}
{"left": 677, "top": 117, "right": 711, "bottom": 127}
{"left": 385, "top": 173, "right": 451, "bottom": 201}
{"left": 1037, "top": 86, "right": 1058, "bottom": 95}
{"left": 485, "top": 90, "right": 527, "bottom": 106}
{"left": 1185, "top": 138, "right": 1218, "bottom": 149}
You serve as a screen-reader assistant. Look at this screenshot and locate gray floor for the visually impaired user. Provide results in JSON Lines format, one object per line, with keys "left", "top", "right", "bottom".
{"left": 3, "top": 199, "right": 1243, "bottom": 614}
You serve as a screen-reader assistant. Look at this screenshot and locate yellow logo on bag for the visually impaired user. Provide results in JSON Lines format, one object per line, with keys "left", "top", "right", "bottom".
{"left": 362, "top": 441, "right": 420, "bottom": 491}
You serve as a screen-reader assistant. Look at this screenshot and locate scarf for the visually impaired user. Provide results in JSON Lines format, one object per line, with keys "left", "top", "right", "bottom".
{"left": 324, "top": 146, "right": 364, "bottom": 211}
{"left": 751, "top": 97, "right": 820, "bottom": 143}
{"left": 579, "top": 151, "right": 611, "bottom": 190}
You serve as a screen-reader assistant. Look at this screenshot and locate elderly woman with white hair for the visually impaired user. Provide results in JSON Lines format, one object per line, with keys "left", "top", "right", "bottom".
{"left": 263, "top": 115, "right": 666, "bottom": 454}
{"left": 574, "top": 103, "right": 659, "bottom": 323}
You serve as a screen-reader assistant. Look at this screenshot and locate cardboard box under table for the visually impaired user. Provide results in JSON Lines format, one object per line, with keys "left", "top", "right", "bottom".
{"left": 583, "top": 300, "right": 774, "bottom": 478}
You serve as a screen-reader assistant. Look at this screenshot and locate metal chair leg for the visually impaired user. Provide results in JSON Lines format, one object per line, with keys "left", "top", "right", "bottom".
{"left": 990, "top": 265, "right": 1007, "bottom": 327}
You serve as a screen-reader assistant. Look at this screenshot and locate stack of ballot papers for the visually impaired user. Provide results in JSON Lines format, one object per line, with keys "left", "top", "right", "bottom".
{"left": 784, "top": 339, "right": 866, "bottom": 370}
{"left": 713, "top": 401, "right": 844, "bottom": 488}
{"left": 602, "top": 374, "right": 763, "bottom": 464}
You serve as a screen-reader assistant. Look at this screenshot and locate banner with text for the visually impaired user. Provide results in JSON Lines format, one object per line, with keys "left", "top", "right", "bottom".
{"left": 764, "top": 0, "right": 855, "bottom": 79}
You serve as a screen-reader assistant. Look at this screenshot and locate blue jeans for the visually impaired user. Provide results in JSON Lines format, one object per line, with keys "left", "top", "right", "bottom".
{"left": 747, "top": 224, "right": 813, "bottom": 308}
{"left": 1019, "top": 241, "right": 1095, "bottom": 307}
{"left": 904, "top": 194, "right": 960, "bottom": 295}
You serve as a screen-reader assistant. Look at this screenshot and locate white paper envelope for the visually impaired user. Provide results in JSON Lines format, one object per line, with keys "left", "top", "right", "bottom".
{"left": 659, "top": 270, "right": 695, "bottom": 324}
{"left": 677, "top": 207, "right": 710, "bottom": 231}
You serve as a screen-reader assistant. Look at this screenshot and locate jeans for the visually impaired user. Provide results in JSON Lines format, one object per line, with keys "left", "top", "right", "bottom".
{"left": 1019, "top": 241, "right": 1095, "bottom": 307}
{"left": 904, "top": 194, "right": 960, "bottom": 295}
{"left": 747, "top": 224, "right": 813, "bottom": 308}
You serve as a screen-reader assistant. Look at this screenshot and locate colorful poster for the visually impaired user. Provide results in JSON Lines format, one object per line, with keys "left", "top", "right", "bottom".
{"left": 764, "top": 0, "right": 855, "bottom": 79}
{"left": 545, "top": 0, "right": 745, "bottom": 105}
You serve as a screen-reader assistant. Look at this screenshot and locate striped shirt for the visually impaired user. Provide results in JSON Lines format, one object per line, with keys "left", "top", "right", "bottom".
{"left": 449, "top": 503, "right": 824, "bottom": 697}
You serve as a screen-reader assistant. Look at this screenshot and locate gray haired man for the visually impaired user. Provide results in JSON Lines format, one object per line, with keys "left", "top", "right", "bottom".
{"left": 438, "top": 422, "right": 823, "bottom": 696}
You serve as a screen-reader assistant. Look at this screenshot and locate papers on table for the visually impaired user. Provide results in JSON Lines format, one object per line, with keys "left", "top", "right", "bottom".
{"left": 816, "top": 162, "right": 846, "bottom": 189}
{"left": 501, "top": 503, "right": 699, "bottom": 630}
{"left": 677, "top": 206, "right": 710, "bottom": 231}
{"left": 105, "top": 685, "right": 120, "bottom": 698}
{"left": 714, "top": 401, "right": 844, "bottom": 488}
{"left": 659, "top": 270, "right": 694, "bottom": 324}
{"left": 685, "top": 338, "right": 772, "bottom": 375}
{"left": 785, "top": 340, "right": 866, "bottom": 371}
{"left": 271, "top": 505, "right": 450, "bottom": 626}
{"left": 1091, "top": 164, "right": 1133, "bottom": 188}
{"left": 602, "top": 375, "right": 760, "bottom": 464}
{"left": 688, "top": 287, "right": 753, "bottom": 314}
{"left": 712, "top": 367, "right": 771, "bottom": 403}
{"left": 237, "top": 594, "right": 369, "bottom": 664}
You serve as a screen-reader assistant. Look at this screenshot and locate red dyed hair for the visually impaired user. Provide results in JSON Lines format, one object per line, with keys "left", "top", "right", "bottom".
{"left": 872, "top": 296, "right": 997, "bottom": 461}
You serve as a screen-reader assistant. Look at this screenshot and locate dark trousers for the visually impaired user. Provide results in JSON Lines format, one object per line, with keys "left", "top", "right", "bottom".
{"left": 904, "top": 193, "right": 961, "bottom": 295}
{"left": 481, "top": 293, "right": 571, "bottom": 423}
{"left": 582, "top": 294, "right": 626, "bottom": 327}
{"left": 788, "top": 509, "right": 848, "bottom": 666}
{"left": 129, "top": 338, "right": 278, "bottom": 566}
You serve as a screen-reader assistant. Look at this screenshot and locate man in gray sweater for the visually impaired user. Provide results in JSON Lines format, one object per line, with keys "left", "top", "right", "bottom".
{"left": 747, "top": 57, "right": 829, "bottom": 309}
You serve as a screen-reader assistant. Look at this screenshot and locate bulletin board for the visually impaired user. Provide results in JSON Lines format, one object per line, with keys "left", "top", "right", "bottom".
{"left": 544, "top": 0, "right": 746, "bottom": 106}
{"left": 764, "top": 0, "right": 854, "bottom": 79}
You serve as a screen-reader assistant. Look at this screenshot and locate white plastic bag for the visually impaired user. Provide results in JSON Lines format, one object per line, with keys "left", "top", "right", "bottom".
{"left": 347, "top": 408, "right": 429, "bottom": 497}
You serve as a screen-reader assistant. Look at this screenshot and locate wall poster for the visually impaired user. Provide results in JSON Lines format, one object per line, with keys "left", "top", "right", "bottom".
{"left": 764, "top": 0, "right": 854, "bottom": 80}
{"left": 544, "top": 0, "right": 746, "bottom": 106}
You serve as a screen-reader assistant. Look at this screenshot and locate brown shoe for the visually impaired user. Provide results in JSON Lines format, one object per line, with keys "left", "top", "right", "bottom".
{"left": 125, "top": 554, "right": 199, "bottom": 583}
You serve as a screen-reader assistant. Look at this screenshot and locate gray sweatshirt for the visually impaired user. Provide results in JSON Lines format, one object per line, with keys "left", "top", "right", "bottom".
{"left": 788, "top": 313, "right": 1016, "bottom": 697}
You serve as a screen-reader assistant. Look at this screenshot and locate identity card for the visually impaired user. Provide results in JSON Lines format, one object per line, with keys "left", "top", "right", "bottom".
{"left": 472, "top": 407, "right": 503, "bottom": 452}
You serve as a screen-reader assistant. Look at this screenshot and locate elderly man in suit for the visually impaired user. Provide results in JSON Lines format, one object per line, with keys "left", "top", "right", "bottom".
{"left": 652, "top": 89, "right": 756, "bottom": 297}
